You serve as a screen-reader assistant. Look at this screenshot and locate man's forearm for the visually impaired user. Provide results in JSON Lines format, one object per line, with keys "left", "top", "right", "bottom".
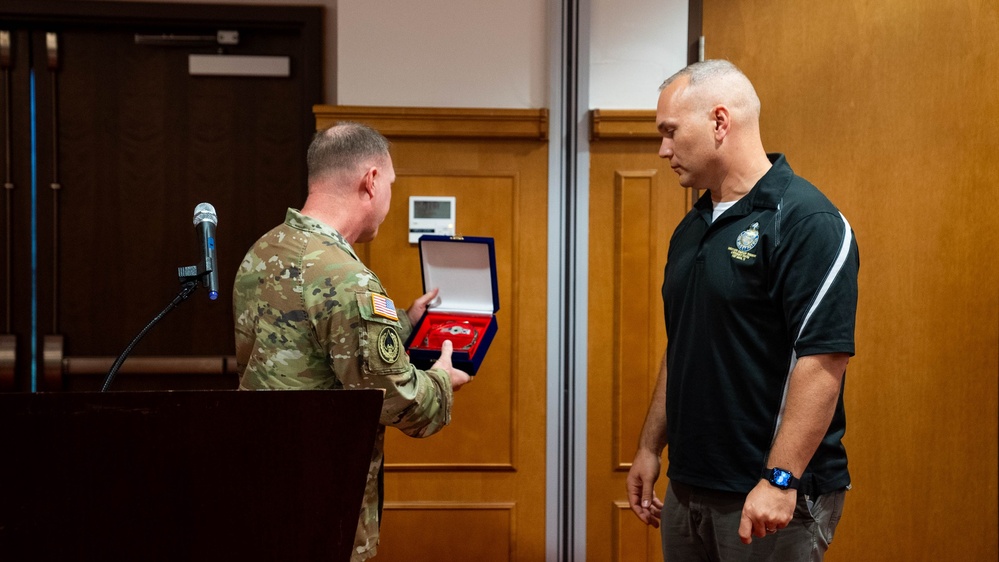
{"left": 765, "top": 353, "right": 849, "bottom": 476}
{"left": 637, "top": 352, "right": 669, "bottom": 454}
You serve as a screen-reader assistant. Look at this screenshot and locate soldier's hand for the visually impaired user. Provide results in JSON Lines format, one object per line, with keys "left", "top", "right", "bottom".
{"left": 407, "top": 287, "right": 440, "bottom": 326}
{"left": 432, "top": 339, "right": 472, "bottom": 391}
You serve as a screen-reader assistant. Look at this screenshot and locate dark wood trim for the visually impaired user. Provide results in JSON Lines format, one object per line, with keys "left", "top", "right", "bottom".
{"left": 0, "top": 335, "right": 14, "bottom": 391}
{"left": 1, "top": 0, "right": 321, "bottom": 29}
{"left": 688, "top": 0, "right": 703, "bottom": 64}
{"left": 64, "top": 355, "right": 239, "bottom": 376}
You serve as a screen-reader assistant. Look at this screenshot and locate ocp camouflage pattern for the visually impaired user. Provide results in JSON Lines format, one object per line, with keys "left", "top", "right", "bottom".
{"left": 233, "top": 208, "right": 453, "bottom": 561}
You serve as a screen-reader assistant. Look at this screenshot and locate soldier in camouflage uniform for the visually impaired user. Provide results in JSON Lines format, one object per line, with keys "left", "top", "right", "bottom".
{"left": 233, "top": 121, "right": 472, "bottom": 561}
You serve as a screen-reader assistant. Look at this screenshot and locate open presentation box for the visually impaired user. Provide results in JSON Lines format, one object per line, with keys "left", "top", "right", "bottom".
{"left": 405, "top": 235, "right": 498, "bottom": 375}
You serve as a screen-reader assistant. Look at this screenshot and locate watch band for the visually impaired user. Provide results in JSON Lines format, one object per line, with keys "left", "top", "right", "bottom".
{"left": 762, "top": 467, "right": 800, "bottom": 490}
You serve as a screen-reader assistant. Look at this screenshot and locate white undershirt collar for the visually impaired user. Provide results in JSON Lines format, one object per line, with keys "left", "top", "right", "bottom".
{"left": 711, "top": 200, "right": 738, "bottom": 222}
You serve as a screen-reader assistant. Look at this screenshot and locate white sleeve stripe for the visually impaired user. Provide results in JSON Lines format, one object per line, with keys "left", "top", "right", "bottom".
{"left": 775, "top": 212, "right": 853, "bottom": 441}
{"left": 797, "top": 212, "right": 853, "bottom": 341}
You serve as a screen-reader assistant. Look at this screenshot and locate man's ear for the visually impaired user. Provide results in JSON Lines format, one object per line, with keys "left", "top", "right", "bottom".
{"left": 361, "top": 166, "right": 378, "bottom": 198}
{"left": 712, "top": 105, "right": 731, "bottom": 141}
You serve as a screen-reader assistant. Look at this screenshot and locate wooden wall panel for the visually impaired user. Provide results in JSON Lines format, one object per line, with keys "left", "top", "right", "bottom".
{"left": 613, "top": 172, "right": 667, "bottom": 469}
{"left": 701, "top": 0, "right": 999, "bottom": 560}
{"left": 612, "top": 501, "right": 663, "bottom": 562}
{"left": 314, "top": 106, "right": 549, "bottom": 560}
{"left": 377, "top": 503, "right": 515, "bottom": 561}
{"left": 587, "top": 132, "right": 688, "bottom": 562}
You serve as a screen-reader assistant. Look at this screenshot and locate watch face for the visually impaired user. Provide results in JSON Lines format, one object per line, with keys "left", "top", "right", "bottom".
{"left": 771, "top": 468, "right": 792, "bottom": 488}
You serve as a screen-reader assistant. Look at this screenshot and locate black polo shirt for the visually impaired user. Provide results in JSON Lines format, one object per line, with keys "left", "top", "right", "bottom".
{"left": 662, "top": 154, "right": 858, "bottom": 496}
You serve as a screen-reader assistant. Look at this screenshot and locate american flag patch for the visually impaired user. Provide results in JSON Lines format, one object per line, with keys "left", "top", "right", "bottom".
{"left": 371, "top": 294, "right": 398, "bottom": 321}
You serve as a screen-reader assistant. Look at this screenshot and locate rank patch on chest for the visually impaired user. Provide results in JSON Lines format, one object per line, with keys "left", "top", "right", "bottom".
{"left": 371, "top": 294, "right": 398, "bottom": 321}
{"left": 377, "top": 327, "right": 402, "bottom": 363}
{"left": 728, "top": 221, "right": 760, "bottom": 261}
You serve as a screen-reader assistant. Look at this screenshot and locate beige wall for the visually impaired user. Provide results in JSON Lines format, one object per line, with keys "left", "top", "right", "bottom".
{"left": 704, "top": 0, "right": 999, "bottom": 559}
{"left": 78, "top": 0, "right": 548, "bottom": 106}
{"left": 71, "top": 0, "right": 689, "bottom": 108}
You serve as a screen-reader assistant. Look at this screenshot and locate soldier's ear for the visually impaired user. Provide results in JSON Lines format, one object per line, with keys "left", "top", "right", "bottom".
{"left": 361, "top": 167, "right": 378, "bottom": 198}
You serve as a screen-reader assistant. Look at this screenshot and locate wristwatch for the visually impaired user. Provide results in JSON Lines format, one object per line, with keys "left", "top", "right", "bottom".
{"left": 762, "top": 467, "right": 800, "bottom": 490}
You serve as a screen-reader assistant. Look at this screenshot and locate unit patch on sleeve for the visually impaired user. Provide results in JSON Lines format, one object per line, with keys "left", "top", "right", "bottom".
{"left": 377, "top": 326, "right": 402, "bottom": 363}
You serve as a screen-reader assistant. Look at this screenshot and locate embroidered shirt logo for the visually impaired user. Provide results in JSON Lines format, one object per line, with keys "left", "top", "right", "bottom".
{"left": 728, "top": 222, "right": 760, "bottom": 261}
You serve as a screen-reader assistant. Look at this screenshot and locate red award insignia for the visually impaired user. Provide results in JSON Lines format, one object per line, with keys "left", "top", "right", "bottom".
{"left": 422, "top": 321, "right": 478, "bottom": 350}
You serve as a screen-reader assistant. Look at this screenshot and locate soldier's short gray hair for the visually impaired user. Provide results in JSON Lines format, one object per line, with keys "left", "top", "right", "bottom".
{"left": 307, "top": 121, "right": 390, "bottom": 181}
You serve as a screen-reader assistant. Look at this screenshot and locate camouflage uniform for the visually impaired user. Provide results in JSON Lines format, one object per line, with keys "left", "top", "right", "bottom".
{"left": 233, "top": 208, "right": 453, "bottom": 561}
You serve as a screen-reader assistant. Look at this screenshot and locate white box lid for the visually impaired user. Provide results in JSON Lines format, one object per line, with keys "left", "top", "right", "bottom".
{"left": 419, "top": 236, "right": 499, "bottom": 315}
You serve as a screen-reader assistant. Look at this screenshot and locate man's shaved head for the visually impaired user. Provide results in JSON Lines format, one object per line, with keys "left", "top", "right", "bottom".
{"left": 660, "top": 59, "right": 761, "bottom": 120}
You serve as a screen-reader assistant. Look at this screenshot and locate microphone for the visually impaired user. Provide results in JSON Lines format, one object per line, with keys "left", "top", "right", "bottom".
{"left": 193, "top": 202, "right": 219, "bottom": 300}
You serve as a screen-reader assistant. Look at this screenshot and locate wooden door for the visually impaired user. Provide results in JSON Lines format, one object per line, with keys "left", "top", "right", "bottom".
{"left": 586, "top": 112, "right": 689, "bottom": 562}
{"left": 315, "top": 106, "right": 550, "bottom": 561}
{"left": 0, "top": 1, "right": 321, "bottom": 392}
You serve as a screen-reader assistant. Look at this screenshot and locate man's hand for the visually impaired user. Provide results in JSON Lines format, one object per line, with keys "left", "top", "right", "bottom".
{"left": 407, "top": 287, "right": 440, "bottom": 326}
{"left": 738, "top": 480, "right": 796, "bottom": 543}
{"left": 432, "top": 339, "right": 472, "bottom": 391}
{"left": 626, "top": 448, "right": 664, "bottom": 528}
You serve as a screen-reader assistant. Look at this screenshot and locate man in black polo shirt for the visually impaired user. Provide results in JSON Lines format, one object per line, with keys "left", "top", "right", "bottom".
{"left": 626, "top": 59, "right": 859, "bottom": 562}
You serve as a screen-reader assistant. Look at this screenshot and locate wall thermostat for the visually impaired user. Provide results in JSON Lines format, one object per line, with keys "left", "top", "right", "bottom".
{"left": 409, "top": 196, "right": 456, "bottom": 243}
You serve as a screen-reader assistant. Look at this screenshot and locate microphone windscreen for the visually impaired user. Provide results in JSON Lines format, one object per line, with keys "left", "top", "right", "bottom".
{"left": 193, "top": 202, "right": 218, "bottom": 226}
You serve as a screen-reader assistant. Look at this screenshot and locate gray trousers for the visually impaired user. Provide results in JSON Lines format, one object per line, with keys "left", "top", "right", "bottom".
{"left": 662, "top": 481, "right": 846, "bottom": 562}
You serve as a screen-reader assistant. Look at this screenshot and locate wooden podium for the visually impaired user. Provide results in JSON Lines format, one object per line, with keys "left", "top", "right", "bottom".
{"left": 0, "top": 389, "right": 383, "bottom": 561}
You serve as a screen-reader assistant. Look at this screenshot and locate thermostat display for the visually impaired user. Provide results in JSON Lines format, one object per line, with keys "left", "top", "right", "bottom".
{"left": 409, "top": 196, "right": 456, "bottom": 243}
